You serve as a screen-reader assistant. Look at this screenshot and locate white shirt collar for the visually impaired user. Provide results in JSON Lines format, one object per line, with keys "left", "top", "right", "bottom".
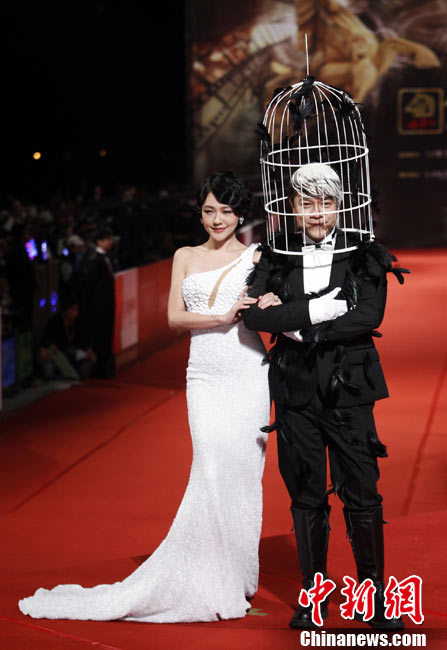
{"left": 302, "top": 228, "right": 336, "bottom": 251}
{"left": 95, "top": 246, "right": 106, "bottom": 255}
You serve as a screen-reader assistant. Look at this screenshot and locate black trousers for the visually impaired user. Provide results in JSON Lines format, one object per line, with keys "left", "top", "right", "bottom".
{"left": 277, "top": 391, "right": 383, "bottom": 511}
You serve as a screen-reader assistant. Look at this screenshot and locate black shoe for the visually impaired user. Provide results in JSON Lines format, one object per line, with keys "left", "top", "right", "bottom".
{"left": 355, "top": 613, "right": 405, "bottom": 630}
{"left": 354, "top": 583, "right": 404, "bottom": 630}
{"left": 290, "top": 599, "right": 328, "bottom": 629}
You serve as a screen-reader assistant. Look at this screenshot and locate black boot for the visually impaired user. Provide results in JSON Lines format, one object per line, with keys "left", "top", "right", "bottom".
{"left": 344, "top": 506, "right": 404, "bottom": 630}
{"left": 289, "top": 505, "right": 331, "bottom": 629}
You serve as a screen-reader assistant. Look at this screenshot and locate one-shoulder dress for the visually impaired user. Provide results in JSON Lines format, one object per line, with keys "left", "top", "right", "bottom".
{"left": 19, "top": 243, "right": 270, "bottom": 623}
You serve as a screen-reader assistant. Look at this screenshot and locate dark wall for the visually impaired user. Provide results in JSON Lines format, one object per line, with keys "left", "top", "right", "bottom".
{"left": 1, "top": 3, "right": 187, "bottom": 201}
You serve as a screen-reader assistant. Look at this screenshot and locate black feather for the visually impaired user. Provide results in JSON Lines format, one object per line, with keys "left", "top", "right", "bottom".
{"left": 336, "top": 92, "right": 368, "bottom": 135}
{"left": 287, "top": 97, "right": 315, "bottom": 136}
{"left": 349, "top": 238, "right": 410, "bottom": 286}
{"left": 391, "top": 267, "right": 410, "bottom": 284}
{"left": 255, "top": 122, "right": 272, "bottom": 158}
{"left": 341, "top": 270, "right": 358, "bottom": 310}
{"left": 289, "top": 133, "right": 299, "bottom": 147}
{"left": 289, "top": 75, "right": 315, "bottom": 103}
{"left": 367, "top": 430, "right": 388, "bottom": 458}
{"left": 333, "top": 481, "right": 347, "bottom": 502}
{"left": 260, "top": 422, "right": 277, "bottom": 433}
{"left": 331, "top": 368, "right": 361, "bottom": 395}
{"left": 347, "top": 160, "right": 362, "bottom": 203}
{"left": 337, "top": 92, "right": 357, "bottom": 118}
{"left": 255, "top": 122, "right": 271, "bottom": 145}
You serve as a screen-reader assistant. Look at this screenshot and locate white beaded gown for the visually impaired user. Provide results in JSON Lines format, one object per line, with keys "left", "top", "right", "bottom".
{"left": 18, "top": 243, "right": 270, "bottom": 623}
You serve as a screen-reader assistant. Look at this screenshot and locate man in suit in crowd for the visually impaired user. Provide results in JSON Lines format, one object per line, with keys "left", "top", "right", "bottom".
{"left": 80, "top": 226, "right": 116, "bottom": 378}
{"left": 244, "top": 163, "right": 405, "bottom": 630}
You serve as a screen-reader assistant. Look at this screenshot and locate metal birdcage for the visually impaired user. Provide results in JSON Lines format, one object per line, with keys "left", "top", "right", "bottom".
{"left": 259, "top": 75, "right": 374, "bottom": 255}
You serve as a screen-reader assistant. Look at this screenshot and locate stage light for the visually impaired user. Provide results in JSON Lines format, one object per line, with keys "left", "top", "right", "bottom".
{"left": 99, "top": 149, "right": 107, "bottom": 157}
{"left": 33, "top": 151, "right": 42, "bottom": 160}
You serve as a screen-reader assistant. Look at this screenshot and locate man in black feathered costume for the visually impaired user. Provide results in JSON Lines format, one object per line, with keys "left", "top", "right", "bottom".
{"left": 243, "top": 163, "right": 408, "bottom": 630}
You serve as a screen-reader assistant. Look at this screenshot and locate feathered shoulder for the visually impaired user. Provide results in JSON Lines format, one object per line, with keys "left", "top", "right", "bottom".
{"left": 347, "top": 236, "right": 410, "bottom": 285}
{"left": 246, "top": 234, "right": 303, "bottom": 300}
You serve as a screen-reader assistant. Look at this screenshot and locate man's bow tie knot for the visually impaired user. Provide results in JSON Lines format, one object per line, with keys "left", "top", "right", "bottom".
{"left": 302, "top": 242, "right": 334, "bottom": 253}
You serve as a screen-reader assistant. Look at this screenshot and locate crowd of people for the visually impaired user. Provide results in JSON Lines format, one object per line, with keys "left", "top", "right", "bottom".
{"left": 0, "top": 182, "right": 196, "bottom": 382}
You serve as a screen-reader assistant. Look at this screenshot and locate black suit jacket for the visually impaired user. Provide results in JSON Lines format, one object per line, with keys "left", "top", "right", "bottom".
{"left": 83, "top": 253, "right": 115, "bottom": 315}
{"left": 79, "top": 252, "right": 115, "bottom": 349}
{"left": 243, "top": 234, "right": 390, "bottom": 408}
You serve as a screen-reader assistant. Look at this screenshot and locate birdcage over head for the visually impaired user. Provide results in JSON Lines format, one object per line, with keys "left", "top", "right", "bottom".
{"left": 258, "top": 75, "right": 374, "bottom": 255}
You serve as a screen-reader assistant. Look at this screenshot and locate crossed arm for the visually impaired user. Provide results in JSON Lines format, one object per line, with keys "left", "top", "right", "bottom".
{"left": 243, "top": 255, "right": 312, "bottom": 333}
{"left": 304, "top": 272, "right": 387, "bottom": 343}
{"left": 243, "top": 253, "right": 388, "bottom": 342}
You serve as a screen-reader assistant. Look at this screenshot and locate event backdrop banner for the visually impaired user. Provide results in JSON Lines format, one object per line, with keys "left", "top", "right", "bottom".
{"left": 188, "top": 0, "right": 447, "bottom": 248}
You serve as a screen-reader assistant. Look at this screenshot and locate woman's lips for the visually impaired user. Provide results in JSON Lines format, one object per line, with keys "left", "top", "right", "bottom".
{"left": 212, "top": 227, "right": 226, "bottom": 232}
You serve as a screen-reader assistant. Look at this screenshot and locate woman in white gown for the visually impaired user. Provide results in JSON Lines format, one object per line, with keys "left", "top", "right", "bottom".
{"left": 18, "top": 171, "right": 270, "bottom": 623}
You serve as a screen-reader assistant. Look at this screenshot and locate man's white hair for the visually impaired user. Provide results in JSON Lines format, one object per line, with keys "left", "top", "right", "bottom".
{"left": 290, "top": 163, "right": 343, "bottom": 205}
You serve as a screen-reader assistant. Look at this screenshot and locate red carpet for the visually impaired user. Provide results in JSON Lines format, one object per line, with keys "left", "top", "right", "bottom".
{"left": 0, "top": 250, "right": 446, "bottom": 649}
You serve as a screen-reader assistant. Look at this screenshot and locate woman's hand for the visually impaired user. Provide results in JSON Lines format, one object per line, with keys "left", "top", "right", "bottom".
{"left": 257, "top": 292, "right": 283, "bottom": 310}
{"left": 220, "top": 286, "right": 258, "bottom": 324}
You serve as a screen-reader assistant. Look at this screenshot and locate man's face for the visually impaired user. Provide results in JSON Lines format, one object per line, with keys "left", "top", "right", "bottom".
{"left": 98, "top": 237, "right": 113, "bottom": 252}
{"left": 291, "top": 194, "right": 338, "bottom": 242}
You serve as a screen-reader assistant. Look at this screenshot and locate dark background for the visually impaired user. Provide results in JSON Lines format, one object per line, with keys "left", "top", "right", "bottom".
{"left": 2, "top": 2, "right": 446, "bottom": 247}
{"left": 1, "top": 3, "right": 187, "bottom": 202}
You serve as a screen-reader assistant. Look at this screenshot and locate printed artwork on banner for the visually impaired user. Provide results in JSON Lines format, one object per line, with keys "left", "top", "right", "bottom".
{"left": 188, "top": 0, "right": 447, "bottom": 249}
{"left": 188, "top": 0, "right": 442, "bottom": 182}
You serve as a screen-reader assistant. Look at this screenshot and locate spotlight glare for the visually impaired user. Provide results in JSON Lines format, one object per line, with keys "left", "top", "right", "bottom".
{"left": 99, "top": 149, "right": 107, "bottom": 157}
{"left": 33, "top": 151, "right": 42, "bottom": 160}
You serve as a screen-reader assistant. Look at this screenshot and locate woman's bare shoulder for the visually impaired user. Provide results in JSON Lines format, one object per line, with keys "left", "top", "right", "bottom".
{"left": 174, "top": 245, "right": 207, "bottom": 257}
{"left": 252, "top": 248, "right": 262, "bottom": 264}
{"left": 173, "top": 246, "right": 199, "bottom": 261}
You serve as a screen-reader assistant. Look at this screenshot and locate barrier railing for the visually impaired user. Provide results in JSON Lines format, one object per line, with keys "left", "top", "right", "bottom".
{"left": 113, "top": 257, "right": 181, "bottom": 370}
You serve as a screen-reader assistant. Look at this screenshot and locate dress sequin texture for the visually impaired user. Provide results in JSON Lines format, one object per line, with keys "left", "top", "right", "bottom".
{"left": 18, "top": 244, "right": 270, "bottom": 623}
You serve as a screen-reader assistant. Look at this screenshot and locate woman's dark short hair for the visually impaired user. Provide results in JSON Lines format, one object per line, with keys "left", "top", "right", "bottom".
{"left": 196, "top": 171, "right": 252, "bottom": 218}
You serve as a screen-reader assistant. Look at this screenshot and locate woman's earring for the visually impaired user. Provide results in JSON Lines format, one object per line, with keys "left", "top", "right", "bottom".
{"left": 238, "top": 217, "right": 244, "bottom": 225}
